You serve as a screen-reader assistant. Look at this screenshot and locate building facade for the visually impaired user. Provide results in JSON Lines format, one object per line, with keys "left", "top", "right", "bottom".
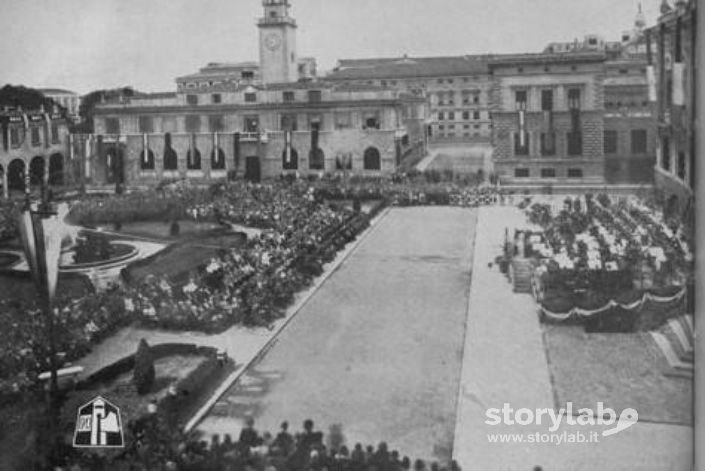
{"left": 86, "top": 0, "right": 426, "bottom": 186}
{"left": 38, "top": 88, "right": 82, "bottom": 123}
{"left": 0, "top": 108, "right": 71, "bottom": 198}
{"left": 489, "top": 52, "right": 607, "bottom": 184}
{"left": 327, "top": 55, "right": 493, "bottom": 143}
{"left": 649, "top": 0, "right": 697, "bottom": 218}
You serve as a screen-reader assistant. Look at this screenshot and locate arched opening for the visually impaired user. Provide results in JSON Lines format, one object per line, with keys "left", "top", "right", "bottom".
{"left": 164, "top": 133, "right": 178, "bottom": 170}
{"left": 187, "top": 148, "right": 202, "bottom": 170}
{"left": 29, "top": 156, "right": 45, "bottom": 186}
{"left": 282, "top": 147, "right": 299, "bottom": 170}
{"left": 8, "top": 159, "right": 25, "bottom": 191}
{"left": 211, "top": 147, "right": 226, "bottom": 170}
{"left": 105, "top": 146, "right": 125, "bottom": 184}
{"left": 49, "top": 153, "right": 64, "bottom": 186}
{"left": 309, "top": 148, "right": 325, "bottom": 170}
{"left": 363, "top": 147, "right": 381, "bottom": 170}
{"left": 141, "top": 149, "right": 155, "bottom": 170}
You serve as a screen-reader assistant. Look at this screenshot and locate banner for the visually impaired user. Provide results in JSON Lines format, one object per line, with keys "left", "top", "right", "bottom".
{"left": 646, "top": 66, "right": 657, "bottom": 102}
{"left": 285, "top": 130, "right": 292, "bottom": 164}
{"left": 518, "top": 111, "right": 526, "bottom": 147}
{"left": 672, "top": 62, "right": 685, "bottom": 106}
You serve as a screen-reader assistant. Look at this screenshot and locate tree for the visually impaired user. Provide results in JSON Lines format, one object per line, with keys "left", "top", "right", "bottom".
{"left": 74, "top": 87, "right": 137, "bottom": 133}
{"left": 133, "top": 339, "right": 155, "bottom": 395}
{"left": 0, "top": 85, "right": 66, "bottom": 115}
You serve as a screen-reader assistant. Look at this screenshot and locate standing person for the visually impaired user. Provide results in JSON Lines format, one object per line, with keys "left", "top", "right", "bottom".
{"left": 238, "top": 417, "right": 261, "bottom": 455}
{"left": 272, "top": 421, "right": 295, "bottom": 457}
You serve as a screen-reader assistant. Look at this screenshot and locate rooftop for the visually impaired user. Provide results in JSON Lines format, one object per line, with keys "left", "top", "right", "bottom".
{"left": 329, "top": 55, "right": 493, "bottom": 80}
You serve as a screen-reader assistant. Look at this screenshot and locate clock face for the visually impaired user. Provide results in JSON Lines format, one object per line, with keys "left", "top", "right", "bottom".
{"left": 264, "top": 33, "right": 282, "bottom": 51}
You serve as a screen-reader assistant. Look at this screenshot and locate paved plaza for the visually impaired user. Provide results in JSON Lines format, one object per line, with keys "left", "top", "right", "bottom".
{"left": 199, "top": 207, "right": 478, "bottom": 460}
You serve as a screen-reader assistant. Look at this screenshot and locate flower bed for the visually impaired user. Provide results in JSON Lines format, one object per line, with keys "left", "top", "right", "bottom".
{"left": 525, "top": 194, "right": 693, "bottom": 329}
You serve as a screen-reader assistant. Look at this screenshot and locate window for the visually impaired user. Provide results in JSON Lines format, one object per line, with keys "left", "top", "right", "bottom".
{"left": 138, "top": 116, "right": 153, "bottom": 133}
{"left": 514, "top": 132, "right": 530, "bottom": 156}
{"left": 541, "top": 90, "right": 554, "bottom": 111}
{"left": 211, "top": 94, "right": 222, "bottom": 104}
{"left": 283, "top": 91, "right": 295, "bottom": 102}
{"left": 567, "top": 88, "right": 581, "bottom": 109}
{"left": 437, "top": 79, "right": 444, "bottom": 84}
{"left": 244, "top": 92, "right": 257, "bottom": 103}
{"left": 51, "top": 124, "right": 59, "bottom": 144}
{"left": 514, "top": 168, "right": 530, "bottom": 178}
{"left": 448, "top": 112, "right": 455, "bottom": 121}
{"left": 474, "top": 124, "right": 481, "bottom": 130}
{"left": 515, "top": 90, "right": 528, "bottom": 111}
{"left": 473, "top": 111, "right": 481, "bottom": 120}
{"left": 540, "top": 132, "right": 556, "bottom": 156}
{"left": 448, "top": 79, "right": 454, "bottom": 84}
{"left": 363, "top": 113, "right": 380, "bottom": 130}
{"left": 209, "top": 115, "right": 225, "bottom": 132}
{"left": 308, "top": 114, "right": 322, "bottom": 130}
{"left": 211, "top": 148, "right": 226, "bottom": 170}
{"left": 567, "top": 132, "right": 582, "bottom": 156}
{"left": 473, "top": 94, "right": 479, "bottom": 104}
{"left": 630, "top": 129, "right": 647, "bottom": 154}
{"left": 185, "top": 115, "right": 201, "bottom": 132}
{"left": 187, "top": 148, "right": 202, "bottom": 170}
{"left": 242, "top": 71, "right": 254, "bottom": 80}
{"left": 438, "top": 112, "right": 445, "bottom": 121}
{"left": 105, "top": 118, "right": 120, "bottom": 134}
{"left": 31, "top": 127, "right": 41, "bottom": 147}
{"left": 567, "top": 168, "right": 583, "bottom": 178}
{"left": 244, "top": 115, "right": 259, "bottom": 133}
{"left": 363, "top": 147, "right": 381, "bottom": 170}
{"left": 335, "top": 112, "right": 352, "bottom": 129}
{"left": 141, "top": 149, "right": 155, "bottom": 170}
{"left": 438, "top": 125, "right": 445, "bottom": 130}
{"left": 163, "top": 133, "right": 178, "bottom": 170}
{"left": 604, "top": 130, "right": 618, "bottom": 154}
{"left": 462, "top": 112, "right": 470, "bottom": 120}
{"left": 308, "top": 90, "right": 322, "bottom": 103}
{"left": 280, "top": 113, "right": 298, "bottom": 131}
{"left": 282, "top": 147, "right": 299, "bottom": 170}
{"left": 309, "top": 148, "right": 325, "bottom": 170}
{"left": 662, "top": 138, "right": 671, "bottom": 171}
{"left": 541, "top": 168, "right": 556, "bottom": 178}
{"left": 186, "top": 94, "right": 198, "bottom": 105}
{"left": 447, "top": 92, "right": 455, "bottom": 105}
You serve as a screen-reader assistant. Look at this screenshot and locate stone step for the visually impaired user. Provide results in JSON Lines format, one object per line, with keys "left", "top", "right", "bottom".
{"left": 650, "top": 331, "right": 694, "bottom": 375}
{"left": 667, "top": 317, "right": 694, "bottom": 354}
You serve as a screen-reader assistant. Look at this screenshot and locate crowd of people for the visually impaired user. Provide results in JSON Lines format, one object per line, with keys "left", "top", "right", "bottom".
{"left": 58, "top": 416, "right": 462, "bottom": 471}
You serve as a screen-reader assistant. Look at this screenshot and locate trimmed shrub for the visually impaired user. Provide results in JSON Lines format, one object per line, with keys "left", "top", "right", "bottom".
{"left": 133, "top": 339, "right": 155, "bottom": 395}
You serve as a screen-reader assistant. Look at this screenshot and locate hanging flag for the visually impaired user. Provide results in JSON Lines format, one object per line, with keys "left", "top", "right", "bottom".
{"left": 285, "top": 130, "right": 292, "bottom": 163}
{"left": 518, "top": 110, "right": 526, "bottom": 147}
{"left": 142, "top": 134, "right": 149, "bottom": 165}
{"left": 647, "top": 66, "right": 657, "bottom": 102}
{"left": 17, "top": 206, "right": 40, "bottom": 288}
{"left": 34, "top": 210, "right": 62, "bottom": 302}
{"left": 672, "top": 62, "right": 685, "bottom": 106}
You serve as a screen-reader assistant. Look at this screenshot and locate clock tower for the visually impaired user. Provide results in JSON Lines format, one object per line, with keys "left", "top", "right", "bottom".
{"left": 258, "top": 0, "right": 298, "bottom": 84}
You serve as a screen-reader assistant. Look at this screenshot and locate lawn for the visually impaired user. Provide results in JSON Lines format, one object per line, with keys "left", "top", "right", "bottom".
{"left": 97, "top": 220, "right": 227, "bottom": 241}
{"left": 542, "top": 323, "right": 692, "bottom": 425}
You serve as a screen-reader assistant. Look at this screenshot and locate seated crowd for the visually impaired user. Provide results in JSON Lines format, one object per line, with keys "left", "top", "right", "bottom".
{"left": 59, "top": 416, "right": 462, "bottom": 471}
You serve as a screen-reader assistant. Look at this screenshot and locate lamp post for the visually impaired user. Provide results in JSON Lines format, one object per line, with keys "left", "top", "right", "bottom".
{"left": 16, "top": 187, "right": 62, "bottom": 419}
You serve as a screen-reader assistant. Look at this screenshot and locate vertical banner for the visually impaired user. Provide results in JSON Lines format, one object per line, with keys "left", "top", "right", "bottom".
{"left": 142, "top": 134, "right": 148, "bottom": 165}
{"left": 34, "top": 212, "right": 61, "bottom": 302}
{"left": 285, "top": 130, "right": 292, "bottom": 163}
{"left": 17, "top": 207, "right": 40, "bottom": 288}
{"left": 233, "top": 132, "right": 240, "bottom": 173}
{"left": 518, "top": 111, "right": 526, "bottom": 147}
{"left": 672, "top": 62, "right": 685, "bottom": 106}
{"left": 647, "top": 66, "right": 657, "bottom": 102}
{"left": 43, "top": 113, "right": 51, "bottom": 149}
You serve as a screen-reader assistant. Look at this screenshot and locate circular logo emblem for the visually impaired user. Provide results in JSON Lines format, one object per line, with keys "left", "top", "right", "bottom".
{"left": 265, "top": 33, "right": 281, "bottom": 51}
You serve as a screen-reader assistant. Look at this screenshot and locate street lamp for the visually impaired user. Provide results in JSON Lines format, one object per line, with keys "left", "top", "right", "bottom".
{"left": 16, "top": 189, "right": 62, "bottom": 417}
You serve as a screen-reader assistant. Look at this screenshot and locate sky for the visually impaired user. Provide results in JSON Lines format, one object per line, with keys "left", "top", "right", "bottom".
{"left": 0, "top": 0, "right": 659, "bottom": 95}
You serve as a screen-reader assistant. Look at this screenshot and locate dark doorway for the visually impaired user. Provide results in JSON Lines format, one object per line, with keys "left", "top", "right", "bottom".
{"left": 245, "top": 156, "right": 261, "bottom": 183}
{"left": 49, "top": 153, "right": 64, "bottom": 186}
{"left": 30, "top": 156, "right": 45, "bottom": 186}
{"left": 106, "top": 146, "right": 125, "bottom": 184}
{"left": 8, "top": 159, "right": 25, "bottom": 191}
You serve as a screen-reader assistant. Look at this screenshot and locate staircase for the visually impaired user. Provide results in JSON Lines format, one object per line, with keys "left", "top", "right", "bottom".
{"left": 650, "top": 315, "right": 694, "bottom": 378}
{"left": 510, "top": 258, "right": 534, "bottom": 293}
